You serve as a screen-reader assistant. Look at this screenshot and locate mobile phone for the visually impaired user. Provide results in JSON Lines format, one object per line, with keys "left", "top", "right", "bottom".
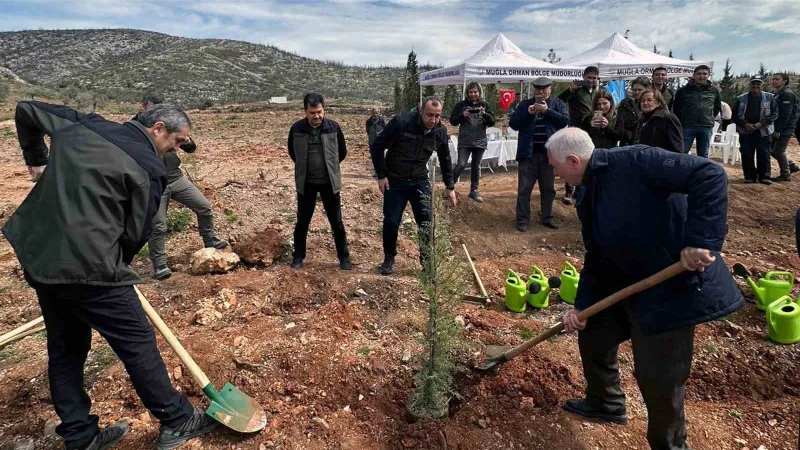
{"left": 593, "top": 110, "right": 604, "bottom": 120}
{"left": 467, "top": 107, "right": 482, "bottom": 113}
{"left": 575, "top": 80, "right": 591, "bottom": 88}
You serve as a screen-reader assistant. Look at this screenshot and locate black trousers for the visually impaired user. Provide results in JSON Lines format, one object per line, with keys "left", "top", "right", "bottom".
{"left": 516, "top": 153, "right": 555, "bottom": 225}
{"left": 452, "top": 146, "right": 486, "bottom": 191}
{"left": 29, "top": 279, "right": 193, "bottom": 450}
{"left": 770, "top": 134, "right": 792, "bottom": 178}
{"left": 578, "top": 303, "right": 695, "bottom": 450}
{"left": 382, "top": 177, "right": 431, "bottom": 258}
{"left": 293, "top": 182, "right": 349, "bottom": 260}
{"left": 739, "top": 133, "right": 771, "bottom": 181}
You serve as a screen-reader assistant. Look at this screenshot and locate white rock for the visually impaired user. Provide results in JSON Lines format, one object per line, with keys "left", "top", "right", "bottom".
{"left": 190, "top": 248, "right": 240, "bottom": 274}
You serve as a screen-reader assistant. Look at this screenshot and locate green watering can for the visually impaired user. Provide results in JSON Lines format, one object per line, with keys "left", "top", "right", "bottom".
{"left": 526, "top": 266, "right": 551, "bottom": 309}
{"left": 766, "top": 296, "right": 800, "bottom": 344}
{"left": 559, "top": 261, "right": 579, "bottom": 305}
{"left": 746, "top": 270, "right": 794, "bottom": 311}
{"left": 505, "top": 269, "right": 528, "bottom": 313}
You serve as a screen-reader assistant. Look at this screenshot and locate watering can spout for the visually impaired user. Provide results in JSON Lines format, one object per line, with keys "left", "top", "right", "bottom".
{"left": 745, "top": 277, "right": 767, "bottom": 303}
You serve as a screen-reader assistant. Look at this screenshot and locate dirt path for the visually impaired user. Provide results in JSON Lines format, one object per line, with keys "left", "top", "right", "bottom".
{"left": 0, "top": 105, "right": 797, "bottom": 449}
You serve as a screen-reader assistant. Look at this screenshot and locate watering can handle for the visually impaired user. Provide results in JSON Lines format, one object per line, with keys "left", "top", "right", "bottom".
{"left": 531, "top": 265, "right": 545, "bottom": 279}
{"left": 766, "top": 271, "right": 795, "bottom": 285}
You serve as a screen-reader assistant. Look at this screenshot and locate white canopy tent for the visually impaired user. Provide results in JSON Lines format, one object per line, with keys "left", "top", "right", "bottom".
{"left": 419, "top": 33, "right": 583, "bottom": 92}
{"left": 558, "top": 32, "right": 713, "bottom": 80}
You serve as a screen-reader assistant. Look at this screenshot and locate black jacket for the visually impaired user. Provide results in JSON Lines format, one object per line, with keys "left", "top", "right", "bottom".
{"left": 370, "top": 111, "right": 454, "bottom": 188}
{"left": 558, "top": 87, "right": 596, "bottom": 128}
{"left": 132, "top": 112, "right": 196, "bottom": 183}
{"left": 3, "top": 102, "right": 167, "bottom": 286}
{"left": 576, "top": 146, "right": 743, "bottom": 335}
{"left": 773, "top": 87, "right": 800, "bottom": 136}
{"left": 615, "top": 97, "right": 641, "bottom": 146}
{"left": 673, "top": 80, "right": 722, "bottom": 127}
{"left": 583, "top": 113, "right": 622, "bottom": 149}
{"left": 659, "top": 85, "right": 676, "bottom": 111}
{"left": 634, "top": 108, "right": 684, "bottom": 153}
{"left": 449, "top": 97, "right": 496, "bottom": 150}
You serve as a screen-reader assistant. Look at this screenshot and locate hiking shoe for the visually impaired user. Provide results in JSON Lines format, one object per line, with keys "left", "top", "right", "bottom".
{"left": 155, "top": 265, "right": 172, "bottom": 280}
{"left": 379, "top": 256, "right": 395, "bottom": 276}
{"left": 203, "top": 236, "right": 229, "bottom": 249}
{"left": 340, "top": 258, "right": 353, "bottom": 270}
{"left": 790, "top": 162, "right": 800, "bottom": 174}
{"left": 540, "top": 218, "right": 558, "bottom": 229}
{"left": 562, "top": 398, "right": 628, "bottom": 425}
{"left": 562, "top": 192, "right": 574, "bottom": 205}
{"left": 772, "top": 174, "right": 791, "bottom": 182}
{"left": 157, "top": 408, "right": 217, "bottom": 450}
{"left": 81, "top": 419, "right": 130, "bottom": 450}
{"left": 759, "top": 179, "right": 772, "bottom": 185}
{"left": 289, "top": 257, "right": 304, "bottom": 269}
{"left": 468, "top": 190, "right": 484, "bottom": 202}
{"left": 743, "top": 179, "right": 757, "bottom": 184}
{"left": 517, "top": 223, "right": 529, "bottom": 232}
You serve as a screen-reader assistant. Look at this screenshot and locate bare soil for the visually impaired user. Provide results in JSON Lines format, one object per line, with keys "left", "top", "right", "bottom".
{"left": 0, "top": 101, "right": 797, "bottom": 450}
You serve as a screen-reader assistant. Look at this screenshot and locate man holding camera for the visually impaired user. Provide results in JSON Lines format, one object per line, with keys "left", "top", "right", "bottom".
{"left": 558, "top": 66, "right": 599, "bottom": 204}
{"left": 510, "top": 77, "right": 570, "bottom": 231}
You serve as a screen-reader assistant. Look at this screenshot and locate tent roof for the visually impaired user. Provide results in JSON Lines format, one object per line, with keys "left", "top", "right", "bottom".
{"left": 559, "top": 32, "right": 712, "bottom": 79}
{"left": 420, "top": 33, "right": 582, "bottom": 85}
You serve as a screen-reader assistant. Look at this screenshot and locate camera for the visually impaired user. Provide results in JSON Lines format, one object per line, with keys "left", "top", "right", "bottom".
{"left": 467, "top": 107, "right": 482, "bottom": 113}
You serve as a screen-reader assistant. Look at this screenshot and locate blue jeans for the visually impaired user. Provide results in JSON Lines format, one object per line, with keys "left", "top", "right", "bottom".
{"left": 682, "top": 126, "right": 713, "bottom": 158}
{"left": 382, "top": 177, "right": 431, "bottom": 258}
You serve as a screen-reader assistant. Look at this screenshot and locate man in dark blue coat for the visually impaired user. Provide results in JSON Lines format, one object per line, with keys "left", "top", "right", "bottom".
{"left": 547, "top": 128, "right": 743, "bottom": 450}
{"left": 509, "top": 77, "right": 570, "bottom": 230}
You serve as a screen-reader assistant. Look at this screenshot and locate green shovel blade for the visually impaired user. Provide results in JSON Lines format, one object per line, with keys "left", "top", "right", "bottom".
{"left": 203, "top": 383, "right": 267, "bottom": 433}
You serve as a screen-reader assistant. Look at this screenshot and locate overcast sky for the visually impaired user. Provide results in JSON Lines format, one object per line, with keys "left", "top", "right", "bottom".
{"left": 2, "top": 0, "right": 797, "bottom": 77}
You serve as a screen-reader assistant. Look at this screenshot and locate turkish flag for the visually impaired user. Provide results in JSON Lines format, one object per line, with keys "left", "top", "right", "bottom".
{"left": 499, "top": 89, "right": 515, "bottom": 110}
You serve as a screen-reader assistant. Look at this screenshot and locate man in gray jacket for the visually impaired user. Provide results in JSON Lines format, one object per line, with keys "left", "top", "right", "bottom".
{"left": 733, "top": 76, "right": 779, "bottom": 185}
{"left": 769, "top": 73, "right": 800, "bottom": 181}
{"left": 2, "top": 102, "right": 217, "bottom": 450}
{"left": 288, "top": 93, "right": 351, "bottom": 270}
{"left": 137, "top": 94, "right": 229, "bottom": 280}
{"left": 449, "top": 82, "right": 496, "bottom": 202}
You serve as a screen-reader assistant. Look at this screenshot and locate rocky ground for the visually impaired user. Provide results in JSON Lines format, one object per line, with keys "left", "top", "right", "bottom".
{"left": 0, "top": 100, "right": 797, "bottom": 449}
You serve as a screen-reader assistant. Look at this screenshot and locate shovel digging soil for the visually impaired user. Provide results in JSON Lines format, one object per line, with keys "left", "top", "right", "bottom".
{"left": 475, "top": 262, "right": 686, "bottom": 371}
{"left": 134, "top": 286, "right": 267, "bottom": 433}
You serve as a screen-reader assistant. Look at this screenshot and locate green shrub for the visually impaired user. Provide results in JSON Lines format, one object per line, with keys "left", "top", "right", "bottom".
{"left": 167, "top": 208, "right": 193, "bottom": 234}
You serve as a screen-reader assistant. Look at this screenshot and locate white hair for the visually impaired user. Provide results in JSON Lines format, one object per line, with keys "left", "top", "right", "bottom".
{"left": 545, "top": 127, "right": 594, "bottom": 162}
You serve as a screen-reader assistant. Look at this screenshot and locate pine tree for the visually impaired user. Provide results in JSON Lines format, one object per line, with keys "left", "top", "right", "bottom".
{"left": 719, "top": 58, "right": 738, "bottom": 105}
{"left": 668, "top": 49, "right": 673, "bottom": 58}
{"left": 653, "top": 45, "right": 660, "bottom": 55}
{"left": 545, "top": 49, "right": 561, "bottom": 64}
{"left": 422, "top": 85, "right": 436, "bottom": 98}
{"left": 758, "top": 62, "right": 768, "bottom": 78}
{"left": 689, "top": 53, "right": 694, "bottom": 61}
{"left": 403, "top": 50, "right": 421, "bottom": 112}
{"left": 483, "top": 84, "right": 499, "bottom": 112}
{"left": 443, "top": 85, "right": 460, "bottom": 116}
{"left": 393, "top": 81, "right": 403, "bottom": 114}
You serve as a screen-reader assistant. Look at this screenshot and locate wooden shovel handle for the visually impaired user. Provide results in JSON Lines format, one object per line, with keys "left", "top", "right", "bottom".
{"left": 0, "top": 316, "right": 45, "bottom": 343}
{"left": 504, "top": 262, "right": 685, "bottom": 361}
{"left": 134, "top": 286, "right": 211, "bottom": 388}
{"left": 463, "top": 244, "right": 488, "bottom": 298}
{"left": 0, "top": 324, "right": 46, "bottom": 348}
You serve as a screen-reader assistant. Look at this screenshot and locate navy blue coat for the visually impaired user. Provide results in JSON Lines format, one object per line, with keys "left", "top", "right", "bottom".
{"left": 509, "top": 97, "right": 570, "bottom": 160}
{"left": 575, "top": 145, "right": 743, "bottom": 335}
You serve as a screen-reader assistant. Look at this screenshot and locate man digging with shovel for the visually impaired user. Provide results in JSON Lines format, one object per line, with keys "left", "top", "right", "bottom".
{"left": 2, "top": 102, "right": 217, "bottom": 449}
{"left": 547, "top": 128, "right": 743, "bottom": 450}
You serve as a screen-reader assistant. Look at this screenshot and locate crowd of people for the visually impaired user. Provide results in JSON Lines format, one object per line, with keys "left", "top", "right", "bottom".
{"left": 1, "top": 63, "right": 797, "bottom": 450}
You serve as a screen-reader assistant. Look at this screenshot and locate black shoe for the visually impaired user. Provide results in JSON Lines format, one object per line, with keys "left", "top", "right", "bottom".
{"left": 289, "top": 257, "right": 304, "bottom": 269}
{"left": 468, "top": 190, "right": 484, "bottom": 202}
{"left": 517, "top": 223, "right": 529, "bottom": 232}
{"left": 379, "top": 256, "right": 395, "bottom": 275}
{"left": 81, "top": 420, "right": 130, "bottom": 450}
{"left": 759, "top": 179, "right": 772, "bottom": 185}
{"left": 772, "top": 174, "right": 791, "bottom": 182}
{"left": 203, "top": 236, "right": 229, "bottom": 249}
{"left": 743, "top": 179, "right": 757, "bottom": 184}
{"left": 157, "top": 408, "right": 217, "bottom": 450}
{"left": 790, "top": 162, "right": 800, "bottom": 174}
{"left": 540, "top": 218, "right": 558, "bottom": 229}
{"left": 562, "top": 398, "right": 628, "bottom": 425}
{"left": 340, "top": 258, "right": 353, "bottom": 270}
{"left": 154, "top": 265, "right": 173, "bottom": 280}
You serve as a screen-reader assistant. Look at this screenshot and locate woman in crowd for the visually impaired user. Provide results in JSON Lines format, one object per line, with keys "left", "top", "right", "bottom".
{"left": 584, "top": 89, "right": 622, "bottom": 149}
{"left": 615, "top": 76, "right": 650, "bottom": 146}
{"left": 635, "top": 88, "right": 684, "bottom": 153}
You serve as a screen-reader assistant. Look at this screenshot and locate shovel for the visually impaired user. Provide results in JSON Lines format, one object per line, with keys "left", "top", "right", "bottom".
{"left": 475, "top": 262, "right": 686, "bottom": 371}
{"left": 0, "top": 317, "right": 46, "bottom": 349}
{"left": 134, "top": 286, "right": 267, "bottom": 433}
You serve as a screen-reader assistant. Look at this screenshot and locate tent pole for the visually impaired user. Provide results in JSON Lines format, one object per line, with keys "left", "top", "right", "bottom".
{"left": 462, "top": 80, "right": 467, "bottom": 99}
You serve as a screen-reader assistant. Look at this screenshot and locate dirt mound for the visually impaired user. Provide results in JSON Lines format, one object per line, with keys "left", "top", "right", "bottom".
{"left": 231, "top": 225, "right": 289, "bottom": 266}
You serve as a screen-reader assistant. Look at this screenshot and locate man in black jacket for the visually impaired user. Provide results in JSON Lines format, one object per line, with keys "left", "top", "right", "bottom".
{"left": 137, "top": 94, "right": 228, "bottom": 280}
{"left": 2, "top": 102, "right": 217, "bottom": 450}
{"left": 370, "top": 97, "right": 456, "bottom": 275}
{"left": 449, "top": 82, "right": 496, "bottom": 202}
{"left": 673, "top": 65, "right": 722, "bottom": 158}
{"left": 558, "top": 66, "right": 599, "bottom": 204}
{"left": 288, "top": 93, "right": 351, "bottom": 270}
{"left": 769, "top": 73, "right": 800, "bottom": 181}
{"left": 651, "top": 66, "right": 675, "bottom": 110}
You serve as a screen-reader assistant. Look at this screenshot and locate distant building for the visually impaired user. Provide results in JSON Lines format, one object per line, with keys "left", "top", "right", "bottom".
{"left": 270, "top": 96, "right": 288, "bottom": 104}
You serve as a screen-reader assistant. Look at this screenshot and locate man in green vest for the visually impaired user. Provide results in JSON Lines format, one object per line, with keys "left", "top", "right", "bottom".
{"left": 287, "top": 93, "right": 352, "bottom": 270}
